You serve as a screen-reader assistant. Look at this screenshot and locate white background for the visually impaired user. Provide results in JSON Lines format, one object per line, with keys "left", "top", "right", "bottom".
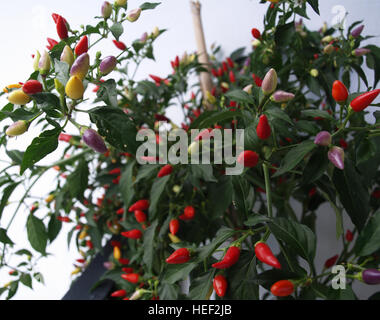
{"left": 0, "top": 0, "right": 379, "bottom": 299}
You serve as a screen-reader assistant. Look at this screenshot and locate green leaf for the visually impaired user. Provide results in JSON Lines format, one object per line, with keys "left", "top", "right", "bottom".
{"left": 66, "top": 159, "right": 89, "bottom": 200}
{"left": 273, "top": 140, "right": 316, "bottom": 177}
{"left": 134, "top": 164, "right": 160, "bottom": 184}
{"left": 190, "top": 164, "right": 217, "bottom": 183}
{"left": 265, "top": 107, "right": 293, "bottom": 126}
{"left": 47, "top": 214, "right": 62, "bottom": 243}
{"left": 275, "top": 22, "right": 295, "bottom": 46}
{"left": 332, "top": 159, "right": 370, "bottom": 231}
{"left": 143, "top": 219, "right": 158, "bottom": 272}
{"left": 6, "top": 150, "right": 24, "bottom": 165}
{"left": 196, "top": 110, "right": 243, "bottom": 129}
{"left": 208, "top": 175, "right": 233, "bottom": 218}
{"left": 163, "top": 262, "right": 198, "bottom": 284}
{"left": 301, "top": 109, "right": 333, "bottom": 120}
{"left": 188, "top": 270, "right": 215, "bottom": 300}
{"left": 232, "top": 176, "right": 254, "bottom": 218}
{"left": 355, "top": 209, "right": 380, "bottom": 256}
{"left": 302, "top": 149, "right": 329, "bottom": 184}
{"left": 149, "top": 175, "right": 170, "bottom": 219}
{"left": 306, "top": 0, "right": 319, "bottom": 15}
{"left": 32, "top": 92, "right": 61, "bottom": 110}
{"left": 110, "top": 22, "right": 124, "bottom": 41}
{"left": 20, "top": 129, "right": 60, "bottom": 175}
{"left": 0, "top": 182, "right": 20, "bottom": 221}
{"left": 0, "top": 228, "right": 14, "bottom": 246}
{"left": 96, "top": 79, "right": 118, "bottom": 108}
{"left": 140, "top": 2, "right": 161, "bottom": 10}
{"left": 119, "top": 160, "right": 136, "bottom": 209}
{"left": 26, "top": 214, "right": 48, "bottom": 255}
{"left": 89, "top": 106, "right": 139, "bottom": 154}
{"left": 356, "top": 137, "right": 376, "bottom": 166}
{"left": 158, "top": 282, "right": 179, "bottom": 300}
{"left": 54, "top": 59, "right": 70, "bottom": 86}
{"left": 269, "top": 217, "right": 316, "bottom": 266}
{"left": 244, "top": 214, "right": 270, "bottom": 227}
{"left": 20, "top": 273, "right": 32, "bottom": 289}
{"left": 224, "top": 90, "right": 255, "bottom": 105}
{"left": 7, "top": 281, "right": 18, "bottom": 300}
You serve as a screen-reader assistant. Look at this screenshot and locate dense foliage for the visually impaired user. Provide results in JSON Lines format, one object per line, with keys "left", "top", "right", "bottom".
{"left": 1, "top": 0, "right": 380, "bottom": 300}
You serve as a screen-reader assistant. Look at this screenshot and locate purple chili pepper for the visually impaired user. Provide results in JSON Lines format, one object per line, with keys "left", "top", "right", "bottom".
{"left": 314, "top": 131, "right": 332, "bottom": 146}
{"left": 82, "top": 128, "right": 108, "bottom": 153}
{"left": 99, "top": 56, "right": 117, "bottom": 75}
{"left": 362, "top": 269, "right": 380, "bottom": 285}
{"left": 351, "top": 25, "right": 364, "bottom": 38}
{"left": 328, "top": 146, "right": 345, "bottom": 170}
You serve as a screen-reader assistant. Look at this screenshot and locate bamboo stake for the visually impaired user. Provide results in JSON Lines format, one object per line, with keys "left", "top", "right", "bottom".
{"left": 190, "top": 0, "right": 214, "bottom": 110}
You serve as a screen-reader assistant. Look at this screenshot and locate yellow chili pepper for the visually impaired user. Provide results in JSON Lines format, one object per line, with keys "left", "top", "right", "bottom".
{"left": 3, "top": 83, "right": 22, "bottom": 93}
{"left": 113, "top": 246, "right": 121, "bottom": 260}
{"left": 65, "top": 75, "right": 84, "bottom": 100}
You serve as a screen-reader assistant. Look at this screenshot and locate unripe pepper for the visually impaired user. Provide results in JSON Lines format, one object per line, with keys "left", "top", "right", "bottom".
{"left": 128, "top": 199, "right": 149, "bottom": 212}
{"left": 65, "top": 75, "right": 85, "bottom": 100}
{"left": 115, "top": 0, "right": 128, "bottom": 6}
{"left": 99, "top": 56, "right": 117, "bottom": 75}
{"left": 22, "top": 80, "right": 43, "bottom": 95}
{"left": 81, "top": 128, "right": 108, "bottom": 153}
{"left": 56, "top": 15, "right": 68, "bottom": 40}
{"left": 6, "top": 120, "right": 29, "bottom": 137}
{"left": 362, "top": 269, "right": 380, "bottom": 285}
{"left": 270, "top": 280, "right": 294, "bottom": 297}
{"left": 169, "top": 219, "right": 179, "bottom": 236}
{"left": 168, "top": 233, "right": 181, "bottom": 243}
{"left": 261, "top": 68, "right": 277, "bottom": 95}
{"left": 350, "top": 89, "right": 380, "bottom": 112}
{"left": 314, "top": 131, "right": 331, "bottom": 146}
{"left": 213, "top": 274, "right": 228, "bottom": 297}
{"left": 212, "top": 246, "right": 240, "bottom": 269}
{"left": 60, "top": 45, "right": 75, "bottom": 67}
{"left": 7, "top": 90, "right": 31, "bottom": 105}
{"left": 353, "top": 48, "right": 371, "bottom": 57}
{"left": 102, "top": 2, "right": 113, "bottom": 19}
{"left": 157, "top": 164, "right": 173, "bottom": 178}
{"left": 134, "top": 210, "right": 147, "bottom": 223}
{"left": 121, "top": 273, "right": 140, "bottom": 284}
{"left": 237, "top": 150, "right": 259, "bottom": 168}
{"left": 327, "top": 146, "right": 345, "bottom": 170}
{"left": 33, "top": 51, "right": 41, "bottom": 71}
{"left": 166, "top": 248, "right": 190, "bottom": 264}
{"left": 126, "top": 8, "right": 141, "bottom": 22}
{"left": 70, "top": 53, "right": 90, "bottom": 80}
{"left": 351, "top": 25, "right": 364, "bottom": 38}
{"left": 332, "top": 80, "right": 348, "bottom": 104}
{"left": 113, "top": 245, "right": 121, "bottom": 260}
{"left": 254, "top": 242, "right": 282, "bottom": 269}
{"left": 111, "top": 289, "right": 127, "bottom": 298}
{"left": 38, "top": 51, "right": 51, "bottom": 75}
{"left": 256, "top": 114, "right": 271, "bottom": 140}
{"left": 271, "top": 90, "right": 295, "bottom": 103}
{"left": 121, "top": 229, "right": 142, "bottom": 239}
{"left": 75, "top": 36, "right": 89, "bottom": 57}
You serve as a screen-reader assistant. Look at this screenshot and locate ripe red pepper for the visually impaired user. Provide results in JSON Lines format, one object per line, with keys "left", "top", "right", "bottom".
{"left": 226, "top": 57, "right": 234, "bottom": 68}
{"left": 217, "top": 67, "right": 224, "bottom": 77}
{"left": 128, "top": 199, "right": 149, "bottom": 212}
{"left": 116, "top": 208, "right": 125, "bottom": 215}
{"left": 251, "top": 28, "right": 261, "bottom": 39}
{"left": 86, "top": 240, "right": 94, "bottom": 249}
{"left": 254, "top": 242, "right": 281, "bottom": 269}
{"left": 122, "top": 267, "right": 134, "bottom": 274}
{"left": 345, "top": 230, "right": 353, "bottom": 242}
{"left": 350, "top": 89, "right": 380, "bottom": 112}
{"left": 22, "top": 80, "right": 43, "bottom": 95}
{"left": 111, "top": 289, "right": 127, "bottom": 298}
{"left": 212, "top": 246, "right": 240, "bottom": 269}
{"left": 270, "top": 280, "right": 294, "bottom": 297}
{"left": 166, "top": 248, "right": 190, "bottom": 264}
{"left": 46, "top": 38, "right": 59, "bottom": 50}
{"left": 324, "top": 254, "right": 339, "bottom": 268}
{"left": 121, "top": 273, "right": 140, "bottom": 283}
{"left": 75, "top": 36, "right": 88, "bottom": 56}
{"left": 118, "top": 258, "right": 130, "bottom": 265}
{"left": 154, "top": 114, "right": 170, "bottom": 122}
{"left": 157, "top": 164, "right": 173, "bottom": 178}
{"left": 111, "top": 240, "right": 121, "bottom": 248}
{"left": 222, "top": 61, "right": 228, "bottom": 73}
{"left": 149, "top": 74, "right": 164, "bottom": 86}
{"left": 56, "top": 15, "right": 68, "bottom": 40}
{"left": 121, "top": 229, "right": 142, "bottom": 239}
{"left": 229, "top": 70, "right": 236, "bottom": 83}
{"left": 256, "top": 114, "right": 271, "bottom": 140}
{"left": 252, "top": 74, "right": 263, "bottom": 87}
{"left": 108, "top": 168, "right": 121, "bottom": 175}
{"left": 52, "top": 13, "right": 68, "bottom": 26}
{"left": 134, "top": 210, "right": 147, "bottom": 223}
{"left": 113, "top": 40, "right": 127, "bottom": 51}
{"left": 237, "top": 150, "right": 259, "bottom": 168}
{"left": 179, "top": 205, "right": 195, "bottom": 221}
{"left": 57, "top": 216, "right": 71, "bottom": 223}
{"left": 211, "top": 68, "right": 218, "bottom": 77}
{"left": 213, "top": 274, "right": 228, "bottom": 297}
{"left": 332, "top": 80, "right": 348, "bottom": 104}
{"left": 169, "top": 218, "right": 179, "bottom": 235}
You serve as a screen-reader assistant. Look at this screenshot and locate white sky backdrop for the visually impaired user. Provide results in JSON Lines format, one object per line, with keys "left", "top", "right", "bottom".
{"left": 0, "top": 0, "right": 379, "bottom": 299}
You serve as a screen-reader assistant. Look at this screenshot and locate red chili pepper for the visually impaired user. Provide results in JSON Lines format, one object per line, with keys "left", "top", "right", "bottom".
{"left": 256, "top": 114, "right": 271, "bottom": 140}
{"left": 229, "top": 70, "right": 236, "bottom": 83}
{"left": 350, "top": 89, "right": 380, "bottom": 112}
{"left": 22, "top": 80, "right": 43, "bottom": 95}
{"left": 149, "top": 74, "right": 164, "bottom": 86}
{"left": 113, "top": 40, "right": 127, "bottom": 50}
{"left": 222, "top": 61, "right": 228, "bottom": 73}
{"left": 179, "top": 205, "right": 195, "bottom": 221}
{"left": 116, "top": 208, "right": 125, "bottom": 215}
{"left": 217, "top": 67, "right": 224, "bottom": 77}
{"left": 108, "top": 168, "right": 121, "bottom": 175}
{"left": 213, "top": 274, "right": 228, "bottom": 297}
{"left": 52, "top": 13, "right": 68, "bottom": 26}
{"left": 339, "top": 138, "right": 348, "bottom": 149}
{"left": 128, "top": 199, "right": 149, "bottom": 212}
{"left": 372, "top": 189, "right": 380, "bottom": 199}
{"left": 122, "top": 267, "right": 134, "bottom": 274}
{"left": 118, "top": 258, "right": 130, "bottom": 265}
{"left": 237, "top": 150, "right": 259, "bottom": 168}
{"left": 76, "top": 258, "right": 86, "bottom": 264}
{"left": 211, "top": 68, "right": 218, "bottom": 77}
{"left": 252, "top": 74, "right": 262, "bottom": 87}
{"left": 226, "top": 57, "right": 234, "bottom": 68}
{"left": 134, "top": 210, "right": 147, "bottom": 223}
{"left": 212, "top": 246, "right": 240, "bottom": 269}
{"left": 169, "top": 218, "right": 179, "bottom": 235}
{"left": 75, "top": 36, "right": 88, "bottom": 56}
{"left": 157, "top": 164, "right": 173, "bottom": 178}
{"left": 111, "top": 240, "right": 121, "bottom": 248}
{"left": 254, "top": 242, "right": 281, "bottom": 269}
{"left": 111, "top": 289, "right": 127, "bottom": 298}
{"left": 308, "top": 187, "right": 317, "bottom": 197}
{"left": 86, "top": 240, "right": 94, "bottom": 249}
{"left": 332, "top": 80, "right": 348, "bottom": 104}
{"left": 324, "top": 254, "right": 339, "bottom": 268}
{"left": 154, "top": 114, "right": 170, "bottom": 122}
{"left": 57, "top": 216, "right": 71, "bottom": 223}
{"left": 251, "top": 28, "right": 261, "bottom": 39}
{"left": 121, "top": 273, "right": 139, "bottom": 283}
{"left": 46, "top": 38, "right": 59, "bottom": 50}
{"left": 345, "top": 230, "right": 353, "bottom": 242}
{"left": 56, "top": 15, "right": 68, "bottom": 40}
{"left": 270, "top": 280, "right": 294, "bottom": 297}
{"left": 166, "top": 248, "right": 190, "bottom": 264}
{"left": 121, "top": 229, "right": 142, "bottom": 239}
